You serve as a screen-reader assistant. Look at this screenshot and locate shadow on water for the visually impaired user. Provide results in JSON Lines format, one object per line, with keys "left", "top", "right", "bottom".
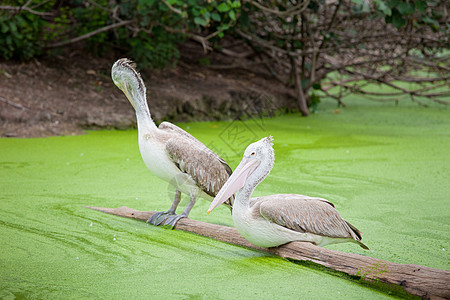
{"left": 0, "top": 210, "right": 136, "bottom": 267}
{"left": 0, "top": 277, "right": 98, "bottom": 299}
{"left": 289, "top": 260, "right": 420, "bottom": 300}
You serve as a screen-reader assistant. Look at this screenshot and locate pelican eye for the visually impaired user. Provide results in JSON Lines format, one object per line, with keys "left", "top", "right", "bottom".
{"left": 250, "top": 152, "right": 256, "bottom": 156}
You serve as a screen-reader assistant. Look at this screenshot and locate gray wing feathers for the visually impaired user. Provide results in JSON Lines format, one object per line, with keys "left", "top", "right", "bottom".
{"left": 259, "top": 196, "right": 361, "bottom": 241}
{"left": 159, "top": 122, "right": 232, "bottom": 176}
{"left": 159, "top": 122, "right": 203, "bottom": 145}
{"left": 165, "top": 137, "right": 231, "bottom": 202}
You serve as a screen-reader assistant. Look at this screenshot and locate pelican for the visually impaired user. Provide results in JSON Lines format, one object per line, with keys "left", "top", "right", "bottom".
{"left": 207, "top": 137, "right": 369, "bottom": 249}
{"left": 111, "top": 58, "right": 233, "bottom": 227}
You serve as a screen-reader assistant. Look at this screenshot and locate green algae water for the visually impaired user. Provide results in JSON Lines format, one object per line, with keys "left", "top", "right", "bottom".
{"left": 1, "top": 99, "right": 449, "bottom": 298}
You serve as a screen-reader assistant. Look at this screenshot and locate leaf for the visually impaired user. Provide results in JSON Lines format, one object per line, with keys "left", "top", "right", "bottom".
{"left": 397, "top": 1, "right": 414, "bottom": 15}
{"left": 386, "top": 0, "right": 399, "bottom": 8}
{"left": 231, "top": 1, "right": 241, "bottom": 8}
{"left": 229, "top": 10, "right": 236, "bottom": 21}
{"left": 361, "top": 1, "right": 371, "bottom": 13}
{"left": 422, "top": 16, "right": 440, "bottom": 31}
{"left": 211, "top": 12, "right": 221, "bottom": 22}
{"left": 1, "top": 22, "right": 9, "bottom": 34}
{"left": 351, "top": 0, "right": 370, "bottom": 14}
{"left": 6, "top": 35, "right": 12, "bottom": 47}
{"left": 191, "top": 8, "right": 200, "bottom": 17}
{"left": 422, "top": 16, "right": 436, "bottom": 24}
{"left": 374, "top": 0, "right": 392, "bottom": 16}
{"left": 9, "top": 22, "right": 18, "bottom": 35}
{"left": 392, "top": 14, "right": 406, "bottom": 28}
{"left": 218, "top": 24, "right": 229, "bottom": 31}
{"left": 138, "top": 0, "right": 150, "bottom": 7}
{"left": 194, "top": 17, "right": 206, "bottom": 26}
{"left": 16, "top": 15, "right": 27, "bottom": 27}
{"left": 217, "top": 3, "right": 230, "bottom": 12}
{"left": 414, "top": 0, "right": 427, "bottom": 12}
{"left": 386, "top": 8, "right": 406, "bottom": 28}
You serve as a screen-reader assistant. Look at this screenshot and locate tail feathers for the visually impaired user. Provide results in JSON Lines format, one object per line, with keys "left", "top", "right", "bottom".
{"left": 346, "top": 221, "right": 363, "bottom": 240}
{"left": 346, "top": 221, "right": 369, "bottom": 250}
{"left": 357, "top": 241, "right": 370, "bottom": 250}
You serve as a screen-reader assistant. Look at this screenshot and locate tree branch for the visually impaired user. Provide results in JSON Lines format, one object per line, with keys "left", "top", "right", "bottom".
{"left": 45, "top": 20, "right": 133, "bottom": 48}
{"left": 245, "top": 0, "right": 310, "bottom": 16}
{"left": 0, "top": 4, "right": 53, "bottom": 16}
{"left": 161, "top": 0, "right": 185, "bottom": 17}
{"left": 319, "top": 87, "right": 347, "bottom": 107}
{"left": 290, "top": 55, "right": 309, "bottom": 116}
{"left": 0, "top": 96, "right": 30, "bottom": 110}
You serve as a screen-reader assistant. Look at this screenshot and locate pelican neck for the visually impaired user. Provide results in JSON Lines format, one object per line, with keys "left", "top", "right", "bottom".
{"left": 235, "top": 176, "right": 258, "bottom": 209}
{"left": 235, "top": 157, "right": 273, "bottom": 209}
{"left": 133, "top": 90, "right": 157, "bottom": 131}
{"left": 135, "top": 107, "right": 157, "bottom": 132}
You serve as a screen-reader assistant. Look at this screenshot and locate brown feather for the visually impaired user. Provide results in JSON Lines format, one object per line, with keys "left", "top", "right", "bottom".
{"left": 165, "top": 136, "right": 233, "bottom": 207}
{"left": 159, "top": 122, "right": 232, "bottom": 176}
{"left": 258, "top": 194, "right": 362, "bottom": 241}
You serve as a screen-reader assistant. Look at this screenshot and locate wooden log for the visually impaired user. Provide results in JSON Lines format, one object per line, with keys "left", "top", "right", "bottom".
{"left": 86, "top": 206, "right": 450, "bottom": 299}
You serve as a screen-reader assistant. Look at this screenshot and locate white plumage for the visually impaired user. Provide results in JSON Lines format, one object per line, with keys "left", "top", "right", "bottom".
{"left": 208, "top": 137, "right": 368, "bottom": 249}
{"left": 112, "top": 58, "right": 233, "bottom": 227}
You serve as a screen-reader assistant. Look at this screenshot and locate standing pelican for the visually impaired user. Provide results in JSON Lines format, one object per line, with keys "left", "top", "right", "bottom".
{"left": 112, "top": 58, "right": 233, "bottom": 227}
{"left": 207, "top": 137, "right": 368, "bottom": 249}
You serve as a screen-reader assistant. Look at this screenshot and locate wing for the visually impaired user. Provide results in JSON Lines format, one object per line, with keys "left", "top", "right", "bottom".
{"left": 259, "top": 195, "right": 361, "bottom": 240}
{"left": 159, "top": 121, "right": 232, "bottom": 175}
{"left": 165, "top": 136, "right": 233, "bottom": 207}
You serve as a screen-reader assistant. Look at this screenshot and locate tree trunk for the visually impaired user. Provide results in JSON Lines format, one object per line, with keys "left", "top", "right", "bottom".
{"left": 290, "top": 56, "right": 309, "bottom": 116}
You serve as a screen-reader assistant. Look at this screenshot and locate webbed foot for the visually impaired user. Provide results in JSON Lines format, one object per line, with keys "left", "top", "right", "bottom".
{"left": 147, "top": 211, "right": 173, "bottom": 226}
{"left": 162, "top": 214, "right": 186, "bottom": 229}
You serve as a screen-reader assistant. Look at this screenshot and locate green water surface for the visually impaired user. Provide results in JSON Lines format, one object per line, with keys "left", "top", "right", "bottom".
{"left": 1, "top": 99, "right": 449, "bottom": 299}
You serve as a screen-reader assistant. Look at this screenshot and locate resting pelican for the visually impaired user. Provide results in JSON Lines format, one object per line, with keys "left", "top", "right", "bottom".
{"left": 111, "top": 58, "right": 233, "bottom": 227}
{"left": 207, "top": 137, "right": 369, "bottom": 249}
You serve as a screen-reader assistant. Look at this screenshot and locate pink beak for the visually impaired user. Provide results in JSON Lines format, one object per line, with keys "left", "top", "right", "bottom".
{"left": 207, "top": 157, "right": 260, "bottom": 214}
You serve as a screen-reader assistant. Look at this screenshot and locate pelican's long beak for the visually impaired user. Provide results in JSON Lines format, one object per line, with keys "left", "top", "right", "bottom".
{"left": 207, "top": 157, "right": 260, "bottom": 214}
{"left": 122, "top": 84, "right": 136, "bottom": 110}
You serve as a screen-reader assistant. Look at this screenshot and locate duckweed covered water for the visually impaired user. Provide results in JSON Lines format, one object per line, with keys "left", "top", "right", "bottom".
{"left": 1, "top": 99, "right": 449, "bottom": 298}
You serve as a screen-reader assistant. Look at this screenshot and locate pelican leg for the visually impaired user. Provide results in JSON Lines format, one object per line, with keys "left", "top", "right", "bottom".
{"left": 147, "top": 190, "right": 181, "bottom": 225}
{"left": 163, "top": 194, "right": 197, "bottom": 228}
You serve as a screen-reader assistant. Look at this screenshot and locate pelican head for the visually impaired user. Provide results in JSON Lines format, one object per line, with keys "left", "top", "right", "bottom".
{"left": 111, "top": 58, "right": 146, "bottom": 110}
{"left": 207, "top": 136, "right": 274, "bottom": 214}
